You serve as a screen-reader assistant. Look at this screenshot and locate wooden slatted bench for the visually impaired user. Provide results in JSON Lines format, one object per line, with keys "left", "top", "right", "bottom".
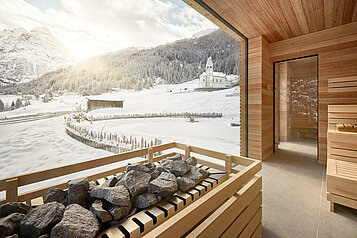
{"left": 0, "top": 142, "right": 262, "bottom": 237}
{"left": 327, "top": 105, "right": 357, "bottom": 211}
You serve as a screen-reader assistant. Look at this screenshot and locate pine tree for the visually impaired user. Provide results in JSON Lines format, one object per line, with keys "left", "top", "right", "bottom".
{"left": 0, "top": 99, "right": 4, "bottom": 111}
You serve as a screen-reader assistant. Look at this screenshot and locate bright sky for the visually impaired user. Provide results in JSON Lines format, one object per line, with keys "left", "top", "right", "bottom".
{"left": 0, "top": 0, "right": 217, "bottom": 61}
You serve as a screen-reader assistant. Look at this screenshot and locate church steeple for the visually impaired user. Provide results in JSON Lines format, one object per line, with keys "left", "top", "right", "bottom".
{"left": 206, "top": 56, "right": 213, "bottom": 87}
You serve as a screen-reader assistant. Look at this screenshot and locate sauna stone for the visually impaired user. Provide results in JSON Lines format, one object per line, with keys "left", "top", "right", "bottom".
{"left": 44, "top": 188, "right": 68, "bottom": 205}
{"left": 148, "top": 172, "right": 178, "bottom": 196}
{"left": 183, "top": 167, "right": 204, "bottom": 184}
{"left": 0, "top": 203, "right": 31, "bottom": 218}
{"left": 19, "top": 202, "right": 64, "bottom": 238}
{"left": 90, "top": 186, "right": 130, "bottom": 207}
{"left": 126, "top": 163, "right": 150, "bottom": 173}
{"left": 135, "top": 193, "right": 158, "bottom": 209}
{"left": 143, "top": 163, "right": 156, "bottom": 173}
{"left": 89, "top": 200, "right": 112, "bottom": 223}
{"left": 186, "top": 157, "right": 197, "bottom": 166}
{"left": 0, "top": 213, "right": 24, "bottom": 237}
{"left": 107, "top": 203, "right": 131, "bottom": 221}
{"left": 99, "top": 177, "right": 119, "bottom": 188}
{"left": 161, "top": 160, "right": 190, "bottom": 177}
{"left": 166, "top": 154, "right": 182, "bottom": 161}
{"left": 177, "top": 177, "right": 195, "bottom": 192}
{"left": 150, "top": 166, "right": 170, "bottom": 180}
{"left": 198, "top": 168, "right": 210, "bottom": 178}
{"left": 117, "top": 170, "right": 151, "bottom": 197}
{"left": 51, "top": 204, "right": 99, "bottom": 238}
{"left": 67, "top": 177, "right": 89, "bottom": 206}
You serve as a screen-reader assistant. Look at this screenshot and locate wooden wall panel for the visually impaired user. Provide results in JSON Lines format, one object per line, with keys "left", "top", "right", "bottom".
{"left": 270, "top": 22, "right": 357, "bottom": 60}
{"left": 248, "top": 36, "right": 273, "bottom": 160}
{"left": 262, "top": 37, "right": 274, "bottom": 159}
{"left": 248, "top": 36, "right": 263, "bottom": 159}
{"left": 318, "top": 45, "right": 357, "bottom": 165}
{"left": 268, "top": 22, "right": 357, "bottom": 165}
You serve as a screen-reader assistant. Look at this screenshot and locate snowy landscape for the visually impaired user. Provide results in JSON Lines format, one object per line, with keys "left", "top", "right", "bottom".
{"left": 0, "top": 79, "right": 240, "bottom": 198}
{"left": 0, "top": 1, "right": 241, "bottom": 203}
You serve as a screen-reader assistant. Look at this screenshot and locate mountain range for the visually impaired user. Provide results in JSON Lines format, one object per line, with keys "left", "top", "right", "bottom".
{"left": 1, "top": 28, "right": 240, "bottom": 95}
{"left": 0, "top": 27, "right": 73, "bottom": 85}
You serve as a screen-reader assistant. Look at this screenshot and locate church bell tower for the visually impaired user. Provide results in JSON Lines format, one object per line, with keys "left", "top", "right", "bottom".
{"left": 206, "top": 56, "right": 213, "bottom": 87}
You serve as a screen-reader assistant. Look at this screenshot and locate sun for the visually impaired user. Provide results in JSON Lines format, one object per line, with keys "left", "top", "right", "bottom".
{"left": 67, "top": 44, "right": 94, "bottom": 62}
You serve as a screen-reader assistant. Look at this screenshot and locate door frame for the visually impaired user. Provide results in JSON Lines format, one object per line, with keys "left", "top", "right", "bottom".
{"left": 273, "top": 54, "right": 319, "bottom": 160}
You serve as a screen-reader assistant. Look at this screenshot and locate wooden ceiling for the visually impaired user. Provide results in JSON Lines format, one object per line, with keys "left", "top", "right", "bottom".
{"left": 197, "top": 0, "right": 357, "bottom": 43}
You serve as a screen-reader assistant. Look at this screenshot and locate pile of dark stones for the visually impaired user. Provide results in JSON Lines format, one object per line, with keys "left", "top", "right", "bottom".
{"left": 0, "top": 154, "right": 210, "bottom": 238}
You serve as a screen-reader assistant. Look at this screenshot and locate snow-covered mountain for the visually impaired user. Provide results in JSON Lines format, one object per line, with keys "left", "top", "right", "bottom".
{"left": 0, "top": 27, "right": 73, "bottom": 84}
{"left": 192, "top": 28, "right": 218, "bottom": 38}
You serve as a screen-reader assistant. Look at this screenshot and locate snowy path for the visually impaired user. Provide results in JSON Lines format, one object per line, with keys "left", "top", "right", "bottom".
{"left": 0, "top": 111, "right": 70, "bottom": 125}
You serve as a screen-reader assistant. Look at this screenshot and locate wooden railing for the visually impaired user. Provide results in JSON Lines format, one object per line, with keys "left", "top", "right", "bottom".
{"left": 0, "top": 142, "right": 258, "bottom": 205}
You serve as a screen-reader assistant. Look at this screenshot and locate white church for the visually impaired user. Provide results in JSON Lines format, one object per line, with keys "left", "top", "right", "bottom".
{"left": 198, "top": 57, "right": 227, "bottom": 89}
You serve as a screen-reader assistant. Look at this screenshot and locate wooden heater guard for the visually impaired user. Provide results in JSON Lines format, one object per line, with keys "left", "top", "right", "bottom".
{"left": 0, "top": 142, "right": 262, "bottom": 237}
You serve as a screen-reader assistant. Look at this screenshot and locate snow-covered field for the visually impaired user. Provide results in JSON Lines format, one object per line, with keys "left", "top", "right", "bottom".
{"left": 82, "top": 117, "right": 240, "bottom": 155}
{"left": 87, "top": 80, "right": 239, "bottom": 118}
{"left": 0, "top": 94, "right": 86, "bottom": 118}
{"left": 0, "top": 81, "right": 240, "bottom": 198}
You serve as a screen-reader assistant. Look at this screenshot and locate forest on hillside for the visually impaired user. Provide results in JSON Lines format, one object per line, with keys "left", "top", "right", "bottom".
{"left": 1, "top": 29, "right": 240, "bottom": 95}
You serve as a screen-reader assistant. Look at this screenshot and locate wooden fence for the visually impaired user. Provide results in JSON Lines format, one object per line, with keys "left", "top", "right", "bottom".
{"left": 85, "top": 112, "right": 223, "bottom": 121}
{"left": 66, "top": 122, "right": 162, "bottom": 154}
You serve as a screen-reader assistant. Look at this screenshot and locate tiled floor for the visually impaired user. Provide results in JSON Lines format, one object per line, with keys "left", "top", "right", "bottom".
{"left": 261, "top": 139, "right": 357, "bottom": 238}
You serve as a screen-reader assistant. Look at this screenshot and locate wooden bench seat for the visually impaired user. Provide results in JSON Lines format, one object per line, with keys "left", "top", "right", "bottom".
{"left": 327, "top": 105, "right": 357, "bottom": 212}
{"left": 327, "top": 159, "right": 357, "bottom": 211}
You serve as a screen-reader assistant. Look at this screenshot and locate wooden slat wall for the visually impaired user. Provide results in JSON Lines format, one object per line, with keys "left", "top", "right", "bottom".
{"left": 262, "top": 37, "right": 274, "bottom": 159}
{"left": 328, "top": 76, "right": 357, "bottom": 93}
{"left": 266, "top": 22, "right": 357, "bottom": 165}
{"left": 328, "top": 105, "right": 357, "bottom": 131}
{"left": 248, "top": 36, "right": 263, "bottom": 159}
{"left": 327, "top": 105, "right": 357, "bottom": 164}
{"left": 248, "top": 35, "right": 274, "bottom": 160}
{"left": 246, "top": 23, "right": 356, "bottom": 163}
{"left": 270, "top": 22, "right": 357, "bottom": 60}
{"left": 319, "top": 46, "right": 357, "bottom": 165}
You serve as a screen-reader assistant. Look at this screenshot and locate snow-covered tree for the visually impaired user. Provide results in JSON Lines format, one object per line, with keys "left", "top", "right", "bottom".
{"left": 0, "top": 99, "right": 4, "bottom": 111}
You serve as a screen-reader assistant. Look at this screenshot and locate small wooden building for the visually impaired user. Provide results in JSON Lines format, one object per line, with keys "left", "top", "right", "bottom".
{"left": 87, "top": 98, "right": 124, "bottom": 111}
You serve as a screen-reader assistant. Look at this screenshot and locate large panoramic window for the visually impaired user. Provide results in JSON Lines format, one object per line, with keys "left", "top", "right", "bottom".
{"left": 0, "top": 0, "right": 244, "bottom": 198}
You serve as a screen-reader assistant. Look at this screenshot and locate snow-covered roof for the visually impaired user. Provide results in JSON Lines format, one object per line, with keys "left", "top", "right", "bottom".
{"left": 86, "top": 96, "right": 124, "bottom": 102}
{"left": 200, "top": 72, "right": 226, "bottom": 77}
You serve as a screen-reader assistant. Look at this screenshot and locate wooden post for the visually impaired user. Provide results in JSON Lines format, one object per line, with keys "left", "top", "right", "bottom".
{"left": 148, "top": 148, "right": 153, "bottom": 163}
{"left": 185, "top": 145, "right": 191, "bottom": 160}
{"left": 225, "top": 155, "right": 232, "bottom": 174}
{"left": 5, "top": 178, "right": 18, "bottom": 202}
{"left": 330, "top": 202, "right": 335, "bottom": 212}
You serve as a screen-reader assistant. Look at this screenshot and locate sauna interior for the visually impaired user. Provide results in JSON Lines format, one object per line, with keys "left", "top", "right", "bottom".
{"left": 275, "top": 56, "right": 318, "bottom": 155}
